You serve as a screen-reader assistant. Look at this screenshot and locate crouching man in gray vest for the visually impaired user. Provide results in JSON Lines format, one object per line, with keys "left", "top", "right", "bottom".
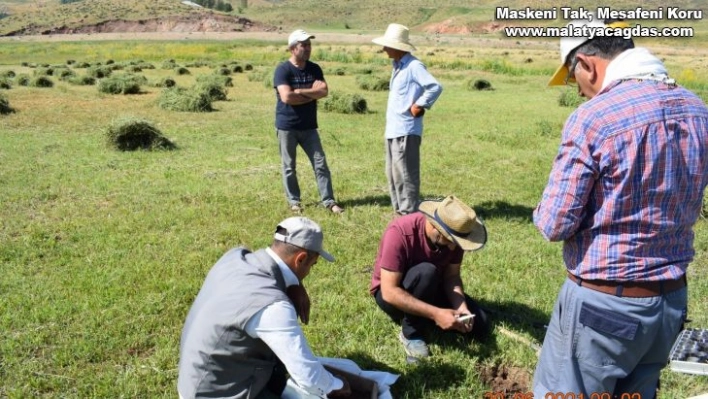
{"left": 178, "top": 217, "right": 351, "bottom": 399}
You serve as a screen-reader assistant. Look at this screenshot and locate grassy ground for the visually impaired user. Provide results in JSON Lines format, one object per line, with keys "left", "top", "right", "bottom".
{"left": 1, "top": 38, "right": 707, "bottom": 398}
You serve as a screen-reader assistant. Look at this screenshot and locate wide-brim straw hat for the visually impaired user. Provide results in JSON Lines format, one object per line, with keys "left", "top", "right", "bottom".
{"left": 372, "top": 23, "right": 416, "bottom": 53}
{"left": 418, "top": 196, "right": 487, "bottom": 251}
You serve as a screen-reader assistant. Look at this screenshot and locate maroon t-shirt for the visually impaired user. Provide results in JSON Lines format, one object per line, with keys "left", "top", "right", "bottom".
{"left": 369, "top": 213, "right": 464, "bottom": 294}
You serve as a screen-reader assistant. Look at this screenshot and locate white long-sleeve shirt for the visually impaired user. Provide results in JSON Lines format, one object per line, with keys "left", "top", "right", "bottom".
{"left": 243, "top": 248, "right": 343, "bottom": 397}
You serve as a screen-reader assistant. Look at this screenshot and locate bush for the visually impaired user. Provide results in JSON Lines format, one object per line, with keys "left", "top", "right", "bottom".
{"left": 158, "top": 87, "right": 213, "bottom": 112}
{"left": 29, "top": 76, "right": 54, "bottom": 88}
{"left": 356, "top": 75, "right": 389, "bottom": 91}
{"left": 467, "top": 79, "right": 493, "bottom": 91}
{"left": 106, "top": 117, "right": 176, "bottom": 151}
{"left": 322, "top": 91, "right": 368, "bottom": 114}
{"left": 98, "top": 74, "right": 142, "bottom": 95}
{"left": 68, "top": 75, "right": 96, "bottom": 86}
{"left": 558, "top": 89, "right": 585, "bottom": 107}
{"left": 0, "top": 92, "right": 13, "bottom": 114}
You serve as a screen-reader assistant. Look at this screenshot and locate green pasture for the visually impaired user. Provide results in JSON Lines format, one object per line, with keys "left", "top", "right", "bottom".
{"left": 1, "top": 39, "right": 707, "bottom": 398}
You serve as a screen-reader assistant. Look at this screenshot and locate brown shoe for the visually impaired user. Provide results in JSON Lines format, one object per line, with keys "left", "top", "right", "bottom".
{"left": 290, "top": 203, "right": 303, "bottom": 213}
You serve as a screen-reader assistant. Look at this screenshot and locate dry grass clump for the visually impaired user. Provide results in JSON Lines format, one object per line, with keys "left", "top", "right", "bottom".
{"left": 68, "top": 75, "right": 97, "bottom": 86}
{"left": 106, "top": 117, "right": 177, "bottom": 151}
{"left": 231, "top": 64, "right": 243, "bottom": 73}
{"left": 158, "top": 87, "right": 213, "bottom": 112}
{"left": 58, "top": 69, "right": 76, "bottom": 81}
{"left": 98, "top": 74, "right": 143, "bottom": 95}
{"left": 161, "top": 59, "right": 178, "bottom": 69}
{"left": 154, "top": 77, "right": 177, "bottom": 88}
{"left": 356, "top": 74, "right": 389, "bottom": 91}
{"left": 215, "top": 67, "right": 231, "bottom": 76}
{"left": 29, "top": 76, "right": 54, "bottom": 88}
{"left": 322, "top": 91, "right": 367, "bottom": 114}
{"left": 15, "top": 74, "right": 30, "bottom": 86}
{"left": 0, "top": 92, "right": 14, "bottom": 115}
{"left": 196, "top": 81, "right": 228, "bottom": 101}
{"left": 175, "top": 67, "right": 190, "bottom": 75}
{"left": 558, "top": 89, "right": 585, "bottom": 107}
{"left": 468, "top": 79, "right": 493, "bottom": 91}
{"left": 34, "top": 67, "right": 54, "bottom": 77}
{"left": 87, "top": 66, "right": 113, "bottom": 79}
{"left": 1, "top": 70, "right": 15, "bottom": 78}
{"left": 0, "top": 78, "right": 10, "bottom": 89}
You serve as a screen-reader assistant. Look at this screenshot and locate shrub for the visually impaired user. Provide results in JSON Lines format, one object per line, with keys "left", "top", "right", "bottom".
{"left": 558, "top": 89, "right": 585, "bottom": 107}
{"left": 467, "top": 79, "right": 493, "bottom": 91}
{"left": 322, "top": 92, "right": 367, "bottom": 114}
{"left": 0, "top": 92, "right": 13, "bottom": 114}
{"left": 29, "top": 76, "right": 54, "bottom": 88}
{"left": 68, "top": 75, "right": 96, "bottom": 86}
{"left": 158, "top": 87, "right": 213, "bottom": 112}
{"left": 356, "top": 75, "right": 389, "bottom": 91}
{"left": 98, "top": 74, "right": 142, "bottom": 95}
{"left": 105, "top": 117, "right": 176, "bottom": 151}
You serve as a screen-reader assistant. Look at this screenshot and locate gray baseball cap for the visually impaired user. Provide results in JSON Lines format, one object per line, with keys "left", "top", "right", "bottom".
{"left": 274, "top": 217, "right": 334, "bottom": 262}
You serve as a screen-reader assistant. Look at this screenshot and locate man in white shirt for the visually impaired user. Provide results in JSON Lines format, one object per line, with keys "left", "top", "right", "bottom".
{"left": 178, "top": 217, "right": 351, "bottom": 398}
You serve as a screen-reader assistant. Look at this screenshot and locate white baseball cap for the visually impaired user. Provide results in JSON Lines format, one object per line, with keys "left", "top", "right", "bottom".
{"left": 288, "top": 29, "right": 315, "bottom": 48}
{"left": 548, "top": 15, "right": 629, "bottom": 86}
{"left": 274, "top": 217, "right": 334, "bottom": 262}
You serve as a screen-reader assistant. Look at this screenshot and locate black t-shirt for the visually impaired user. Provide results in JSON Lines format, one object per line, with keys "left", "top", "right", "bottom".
{"left": 273, "top": 60, "right": 324, "bottom": 130}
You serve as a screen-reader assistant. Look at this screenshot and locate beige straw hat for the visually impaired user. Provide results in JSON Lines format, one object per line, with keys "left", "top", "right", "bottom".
{"left": 418, "top": 196, "right": 487, "bottom": 251}
{"left": 372, "top": 23, "right": 416, "bottom": 52}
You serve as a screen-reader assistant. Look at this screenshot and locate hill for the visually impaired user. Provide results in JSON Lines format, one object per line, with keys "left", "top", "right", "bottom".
{"left": 0, "top": 0, "right": 707, "bottom": 37}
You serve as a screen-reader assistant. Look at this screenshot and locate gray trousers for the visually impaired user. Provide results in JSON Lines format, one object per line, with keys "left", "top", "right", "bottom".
{"left": 385, "top": 135, "right": 421, "bottom": 214}
{"left": 277, "top": 129, "right": 335, "bottom": 207}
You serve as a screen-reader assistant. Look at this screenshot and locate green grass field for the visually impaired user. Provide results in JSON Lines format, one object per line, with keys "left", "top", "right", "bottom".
{"left": 1, "top": 36, "right": 707, "bottom": 398}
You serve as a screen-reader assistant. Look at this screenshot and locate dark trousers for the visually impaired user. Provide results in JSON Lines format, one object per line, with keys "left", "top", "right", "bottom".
{"left": 374, "top": 262, "right": 490, "bottom": 340}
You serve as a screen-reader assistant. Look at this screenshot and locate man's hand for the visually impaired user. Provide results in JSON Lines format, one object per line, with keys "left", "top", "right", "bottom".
{"left": 433, "top": 308, "right": 471, "bottom": 332}
{"left": 328, "top": 375, "right": 352, "bottom": 397}
{"left": 286, "top": 284, "right": 310, "bottom": 325}
{"left": 410, "top": 104, "right": 426, "bottom": 118}
{"left": 311, "top": 79, "right": 327, "bottom": 91}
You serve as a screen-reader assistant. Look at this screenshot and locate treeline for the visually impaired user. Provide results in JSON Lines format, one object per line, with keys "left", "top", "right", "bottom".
{"left": 192, "top": 0, "right": 233, "bottom": 12}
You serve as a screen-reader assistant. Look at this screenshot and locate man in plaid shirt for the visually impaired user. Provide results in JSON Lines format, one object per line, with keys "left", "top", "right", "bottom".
{"left": 533, "top": 15, "right": 708, "bottom": 397}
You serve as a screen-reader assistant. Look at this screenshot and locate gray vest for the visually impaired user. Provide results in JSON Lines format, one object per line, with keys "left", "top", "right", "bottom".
{"left": 178, "top": 248, "right": 289, "bottom": 399}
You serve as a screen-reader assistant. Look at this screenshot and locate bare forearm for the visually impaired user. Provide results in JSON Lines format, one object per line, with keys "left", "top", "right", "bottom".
{"left": 295, "top": 86, "right": 327, "bottom": 100}
{"left": 443, "top": 277, "right": 467, "bottom": 311}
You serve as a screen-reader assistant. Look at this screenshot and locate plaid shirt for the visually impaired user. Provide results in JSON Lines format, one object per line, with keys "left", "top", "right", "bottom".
{"left": 534, "top": 79, "right": 708, "bottom": 282}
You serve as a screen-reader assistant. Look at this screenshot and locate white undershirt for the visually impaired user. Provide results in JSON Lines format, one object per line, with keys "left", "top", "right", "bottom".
{"left": 243, "top": 248, "right": 343, "bottom": 397}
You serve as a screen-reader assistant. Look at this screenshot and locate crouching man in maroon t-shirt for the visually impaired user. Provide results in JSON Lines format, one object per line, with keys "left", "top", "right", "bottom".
{"left": 369, "top": 195, "right": 490, "bottom": 363}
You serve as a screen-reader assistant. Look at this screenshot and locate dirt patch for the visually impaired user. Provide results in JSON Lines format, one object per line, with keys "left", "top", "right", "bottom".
{"left": 478, "top": 363, "right": 531, "bottom": 394}
{"left": 4, "top": 14, "right": 274, "bottom": 36}
{"left": 421, "top": 18, "right": 513, "bottom": 35}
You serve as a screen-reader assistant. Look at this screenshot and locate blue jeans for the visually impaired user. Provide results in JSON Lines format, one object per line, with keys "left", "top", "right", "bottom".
{"left": 277, "top": 129, "right": 336, "bottom": 207}
{"left": 533, "top": 278, "right": 687, "bottom": 398}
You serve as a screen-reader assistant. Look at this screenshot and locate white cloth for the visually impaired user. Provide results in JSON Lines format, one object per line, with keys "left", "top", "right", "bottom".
{"left": 282, "top": 357, "right": 400, "bottom": 399}
{"left": 601, "top": 47, "right": 672, "bottom": 90}
{"left": 242, "top": 251, "right": 344, "bottom": 397}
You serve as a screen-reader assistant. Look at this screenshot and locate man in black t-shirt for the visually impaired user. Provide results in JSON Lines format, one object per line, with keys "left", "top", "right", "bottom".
{"left": 273, "top": 29, "right": 343, "bottom": 214}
